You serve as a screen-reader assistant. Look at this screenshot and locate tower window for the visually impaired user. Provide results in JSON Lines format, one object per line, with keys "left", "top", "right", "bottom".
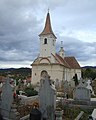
{"left": 44, "top": 38, "right": 47, "bottom": 44}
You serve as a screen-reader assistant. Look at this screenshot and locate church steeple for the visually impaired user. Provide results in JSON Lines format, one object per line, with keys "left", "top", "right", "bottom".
{"left": 39, "top": 11, "right": 56, "bottom": 39}
{"left": 39, "top": 11, "right": 56, "bottom": 60}
{"left": 59, "top": 41, "right": 65, "bottom": 58}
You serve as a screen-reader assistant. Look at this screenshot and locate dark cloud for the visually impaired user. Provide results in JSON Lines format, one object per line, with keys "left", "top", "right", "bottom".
{"left": 0, "top": 0, "right": 96, "bottom": 67}
{"left": 56, "top": 36, "right": 96, "bottom": 66}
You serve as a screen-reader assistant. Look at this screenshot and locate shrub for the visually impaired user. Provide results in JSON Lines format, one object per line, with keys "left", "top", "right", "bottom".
{"left": 24, "top": 87, "right": 38, "bottom": 97}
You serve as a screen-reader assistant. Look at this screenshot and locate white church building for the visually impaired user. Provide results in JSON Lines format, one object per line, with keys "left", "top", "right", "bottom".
{"left": 31, "top": 12, "right": 81, "bottom": 85}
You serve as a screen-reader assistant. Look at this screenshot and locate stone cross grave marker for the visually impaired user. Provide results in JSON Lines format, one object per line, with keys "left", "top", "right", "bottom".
{"left": 39, "top": 72, "right": 56, "bottom": 120}
{"left": 0, "top": 77, "right": 13, "bottom": 118}
{"left": 63, "top": 80, "right": 69, "bottom": 98}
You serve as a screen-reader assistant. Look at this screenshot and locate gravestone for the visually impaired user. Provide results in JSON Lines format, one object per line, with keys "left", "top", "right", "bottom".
{"left": 55, "top": 79, "right": 62, "bottom": 89}
{"left": 39, "top": 73, "right": 56, "bottom": 120}
{"left": 0, "top": 77, "right": 20, "bottom": 119}
{"left": 0, "top": 77, "right": 13, "bottom": 118}
{"left": 63, "top": 80, "right": 69, "bottom": 98}
{"left": 55, "top": 108, "right": 63, "bottom": 120}
{"left": 64, "top": 81, "right": 69, "bottom": 92}
{"left": 69, "top": 79, "right": 75, "bottom": 88}
{"left": 86, "top": 79, "right": 95, "bottom": 95}
{"left": 73, "top": 81, "right": 91, "bottom": 101}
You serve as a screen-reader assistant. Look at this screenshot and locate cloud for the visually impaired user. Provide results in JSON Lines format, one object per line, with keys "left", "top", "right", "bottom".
{"left": 60, "top": 29, "right": 96, "bottom": 42}
{"left": 56, "top": 36, "right": 96, "bottom": 66}
{"left": 0, "top": 0, "right": 96, "bottom": 68}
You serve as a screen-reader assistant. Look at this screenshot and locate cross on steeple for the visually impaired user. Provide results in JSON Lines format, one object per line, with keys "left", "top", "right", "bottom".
{"left": 48, "top": 8, "right": 49, "bottom": 13}
{"left": 61, "top": 41, "right": 63, "bottom": 48}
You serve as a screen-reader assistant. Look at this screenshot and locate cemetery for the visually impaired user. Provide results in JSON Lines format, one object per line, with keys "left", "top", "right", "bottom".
{"left": 0, "top": 9, "right": 96, "bottom": 120}
{"left": 0, "top": 72, "right": 96, "bottom": 120}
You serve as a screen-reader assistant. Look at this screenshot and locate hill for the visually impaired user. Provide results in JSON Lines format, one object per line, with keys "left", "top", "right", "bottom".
{"left": 82, "top": 66, "right": 96, "bottom": 69}
{"left": 0, "top": 68, "right": 31, "bottom": 78}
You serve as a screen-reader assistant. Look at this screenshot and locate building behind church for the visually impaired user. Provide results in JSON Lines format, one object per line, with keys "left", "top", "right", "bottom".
{"left": 31, "top": 12, "right": 81, "bottom": 85}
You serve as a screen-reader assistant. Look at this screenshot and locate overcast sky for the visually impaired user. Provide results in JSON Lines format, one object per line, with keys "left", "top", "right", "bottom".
{"left": 0, "top": 0, "right": 96, "bottom": 68}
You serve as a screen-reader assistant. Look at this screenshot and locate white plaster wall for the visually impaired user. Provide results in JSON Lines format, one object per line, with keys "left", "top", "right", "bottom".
{"left": 48, "top": 65, "right": 64, "bottom": 81}
{"left": 39, "top": 35, "right": 56, "bottom": 58}
{"left": 64, "top": 68, "right": 81, "bottom": 81}
{"left": 40, "top": 59, "right": 50, "bottom": 63}
{"left": 32, "top": 64, "right": 65, "bottom": 84}
{"left": 32, "top": 64, "right": 81, "bottom": 85}
{"left": 66, "top": 69, "right": 81, "bottom": 81}
{"left": 66, "top": 68, "right": 71, "bottom": 81}
{"left": 76, "top": 69, "right": 81, "bottom": 80}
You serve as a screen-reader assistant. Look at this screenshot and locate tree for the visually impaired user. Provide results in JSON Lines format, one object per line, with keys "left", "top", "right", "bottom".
{"left": 84, "top": 68, "right": 92, "bottom": 78}
{"left": 82, "top": 68, "right": 96, "bottom": 80}
{"left": 73, "top": 74, "right": 79, "bottom": 86}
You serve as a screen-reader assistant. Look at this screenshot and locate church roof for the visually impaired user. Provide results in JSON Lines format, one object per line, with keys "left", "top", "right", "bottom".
{"left": 39, "top": 12, "right": 56, "bottom": 38}
{"left": 54, "top": 54, "right": 81, "bottom": 69}
{"left": 55, "top": 54, "right": 70, "bottom": 68}
{"left": 64, "top": 57, "right": 81, "bottom": 69}
{"left": 32, "top": 55, "right": 81, "bottom": 69}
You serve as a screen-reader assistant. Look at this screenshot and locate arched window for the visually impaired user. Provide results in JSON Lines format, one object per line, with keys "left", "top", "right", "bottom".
{"left": 44, "top": 38, "right": 47, "bottom": 44}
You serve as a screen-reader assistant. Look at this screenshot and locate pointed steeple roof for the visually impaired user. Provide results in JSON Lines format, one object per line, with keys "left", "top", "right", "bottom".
{"left": 39, "top": 12, "right": 57, "bottom": 38}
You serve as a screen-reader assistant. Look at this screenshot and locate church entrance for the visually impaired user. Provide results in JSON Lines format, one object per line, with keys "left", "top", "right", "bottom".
{"left": 41, "top": 70, "right": 48, "bottom": 78}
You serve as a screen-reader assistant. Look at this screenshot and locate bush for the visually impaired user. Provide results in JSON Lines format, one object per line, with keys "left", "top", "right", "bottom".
{"left": 24, "top": 87, "right": 38, "bottom": 97}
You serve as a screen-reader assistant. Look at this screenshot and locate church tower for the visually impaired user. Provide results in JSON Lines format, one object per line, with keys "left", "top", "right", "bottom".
{"left": 39, "top": 11, "right": 57, "bottom": 62}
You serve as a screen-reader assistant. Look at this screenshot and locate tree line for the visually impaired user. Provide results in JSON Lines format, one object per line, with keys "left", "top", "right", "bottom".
{"left": 82, "top": 68, "right": 96, "bottom": 80}
{"left": 0, "top": 68, "right": 31, "bottom": 80}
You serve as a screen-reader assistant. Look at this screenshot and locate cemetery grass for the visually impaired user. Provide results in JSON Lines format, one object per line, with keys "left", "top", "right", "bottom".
{"left": 92, "top": 80, "right": 96, "bottom": 95}
{"left": 57, "top": 102, "right": 93, "bottom": 120}
{"left": 62, "top": 106, "right": 92, "bottom": 120}
{"left": 17, "top": 105, "right": 33, "bottom": 117}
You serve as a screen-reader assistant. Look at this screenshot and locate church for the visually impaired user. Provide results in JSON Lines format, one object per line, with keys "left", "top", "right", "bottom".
{"left": 31, "top": 11, "right": 81, "bottom": 85}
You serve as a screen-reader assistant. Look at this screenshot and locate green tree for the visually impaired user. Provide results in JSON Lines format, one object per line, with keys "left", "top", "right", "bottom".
{"left": 91, "top": 71, "right": 96, "bottom": 80}
{"left": 73, "top": 74, "right": 79, "bottom": 86}
{"left": 84, "top": 68, "right": 92, "bottom": 78}
{"left": 82, "top": 68, "right": 96, "bottom": 80}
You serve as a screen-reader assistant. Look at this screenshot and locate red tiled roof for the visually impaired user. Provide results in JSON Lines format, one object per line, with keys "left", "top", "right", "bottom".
{"left": 39, "top": 12, "right": 56, "bottom": 38}
{"left": 55, "top": 54, "right": 70, "bottom": 68}
{"left": 64, "top": 57, "right": 81, "bottom": 69}
{"left": 32, "top": 54, "right": 81, "bottom": 69}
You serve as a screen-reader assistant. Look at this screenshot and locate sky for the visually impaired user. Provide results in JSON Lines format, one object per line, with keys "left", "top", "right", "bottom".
{"left": 0, "top": 0, "right": 96, "bottom": 68}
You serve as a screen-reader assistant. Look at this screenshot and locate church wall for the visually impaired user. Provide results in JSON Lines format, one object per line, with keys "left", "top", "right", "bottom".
{"left": 32, "top": 64, "right": 81, "bottom": 84}
{"left": 32, "top": 63, "right": 82, "bottom": 84}
{"left": 65, "top": 68, "right": 81, "bottom": 81}
{"left": 75, "top": 69, "right": 81, "bottom": 80}
{"left": 31, "top": 65, "right": 40, "bottom": 84}
{"left": 40, "top": 59, "right": 50, "bottom": 63}
{"left": 49, "top": 65, "right": 64, "bottom": 81}
{"left": 65, "top": 68, "right": 71, "bottom": 81}
{"left": 67, "top": 69, "right": 81, "bottom": 81}
{"left": 32, "top": 64, "right": 65, "bottom": 84}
